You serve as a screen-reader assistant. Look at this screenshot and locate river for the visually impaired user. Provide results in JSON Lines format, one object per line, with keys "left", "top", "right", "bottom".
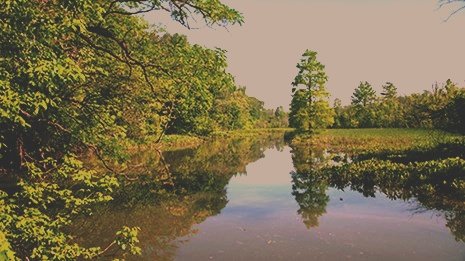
{"left": 75, "top": 133, "right": 465, "bottom": 260}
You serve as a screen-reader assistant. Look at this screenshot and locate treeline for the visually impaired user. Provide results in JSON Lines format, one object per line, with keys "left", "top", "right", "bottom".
{"left": 0, "top": 1, "right": 285, "bottom": 259}
{"left": 333, "top": 80, "right": 465, "bottom": 134}
{"left": 288, "top": 50, "right": 465, "bottom": 135}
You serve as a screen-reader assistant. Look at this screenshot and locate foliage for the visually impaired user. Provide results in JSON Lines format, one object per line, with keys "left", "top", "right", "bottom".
{"left": 333, "top": 80, "right": 465, "bottom": 132}
{"left": 289, "top": 50, "right": 334, "bottom": 132}
{"left": 351, "top": 81, "right": 377, "bottom": 107}
{"left": 0, "top": 231, "right": 15, "bottom": 261}
{"left": 350, "top": 81, "right": 378, "bottom": 127}
{"left": 290, "top": 128, "right": 460, "bottom": 155}
{"left": 0, "top": 156, "right": 138, "bottom": 259}
{"left": 0, "top": 0, "right": 278, "bottom": 259}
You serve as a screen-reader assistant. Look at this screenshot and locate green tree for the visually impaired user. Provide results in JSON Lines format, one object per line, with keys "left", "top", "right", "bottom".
{"left": 272, "top": 106, "right": 288, "bottom": 128}
{"left": 0, "top": 0, "right": 244, "bottom": 259}
{"left": 289, "top": 50, "right": 334, "bottom": 132}
{"left": 351, "top": 81, "right": 377, "bottom": 127}
{"left": 379, "top": 82, "right": 402, "bottom": 127}
{"left": 352, "top": 81, "right": 377, "bottom": 107}
{"left": 381, "top": 82, "right": 398, "bottom": 99}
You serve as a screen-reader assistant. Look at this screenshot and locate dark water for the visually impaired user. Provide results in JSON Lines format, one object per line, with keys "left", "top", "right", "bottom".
{"left": 75, "top": 133, "right": 465, "bottom": 260}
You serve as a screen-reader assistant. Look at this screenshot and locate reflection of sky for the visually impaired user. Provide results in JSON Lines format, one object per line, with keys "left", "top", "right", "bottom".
{"left": 175, "top": 147, "right": 465, "bottom": 261}
{"left": 224, "top": 147, "right": 297, "bottom": 219}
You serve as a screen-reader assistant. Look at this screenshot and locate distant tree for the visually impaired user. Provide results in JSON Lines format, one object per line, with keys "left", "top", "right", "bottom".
{"left": 331, "top": 78, "right": 465, "bottom": 130}
{"left": 272, "top": 106, "right": 288, "bottom": 128}
{"left": 381, "top": 82, "right": 398, "bottom": 99}
{"left": 379, "top": 82, "right": 402, "bottom": 127}
{"left": 289, "top": 50, "right": 334, "bottom": 132}
{"left": 352, "top": 81, "right": 377, "bottom": 107}
{"left": 442, "top": 93, "right": 465, "bottom": 134}
{"left": 274, "top": 106, "right": 284, "bottom": 118}
{"left": 351, "top": 81, "right": 377, "bottom": 127}
{"left": 332, "top": 98, "right": 344, "bottom": 128}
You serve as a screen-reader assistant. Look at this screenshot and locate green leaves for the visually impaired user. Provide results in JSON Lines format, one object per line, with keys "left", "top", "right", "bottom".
{"left": 351, "top": 81, "right": 377, "bottom": 107}
{"left": 0, "top": 231, "right": 15, "bottom": 261}
{"left": 334, "top": 80, "right": 465, "bottom": 129}
{"left": 0, "top": 0, "right": 251, "bottom": 259}
{"left": 115, "top": 226, "right": 142, "bottom": 255}
{"left": 290, "top": 50, "right": 334, "bottom": 132}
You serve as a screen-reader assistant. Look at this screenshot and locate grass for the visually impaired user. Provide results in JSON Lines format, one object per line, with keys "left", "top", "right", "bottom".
{"left": 291, "top": 128, "right": 464, "bottom": 155}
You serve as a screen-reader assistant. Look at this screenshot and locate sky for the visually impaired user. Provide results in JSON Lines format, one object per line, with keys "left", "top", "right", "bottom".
{"left": 145, "top": 0, "right": 465, "bottom": 109}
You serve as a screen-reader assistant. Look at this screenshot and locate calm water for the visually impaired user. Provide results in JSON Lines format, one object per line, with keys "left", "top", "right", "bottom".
{"left": 76, "top": 134, "right": 465, "bottom": 260}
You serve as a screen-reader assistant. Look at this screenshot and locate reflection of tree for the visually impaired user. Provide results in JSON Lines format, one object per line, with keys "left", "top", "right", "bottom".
{"left": 290, "top": 141, "right": 465, "bottom": 242}
{"left": 446, "top": 210, "right": 465, "bottom": 242}
{"left": 348, "top": 172, "right": 465, "bottom": 243}
{"left": 72, "top": 132, "right": 286, "bottom": 259}
{"left": 290, "top": 143, "right": 331, "bottom": 229}
{"left": 291, "top": 170, "right": 329, "bottom": 229}
{"left": 72, "top": 190, "right": 227, "bottom": 260}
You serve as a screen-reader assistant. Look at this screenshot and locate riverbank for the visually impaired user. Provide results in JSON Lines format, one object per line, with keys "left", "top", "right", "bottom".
{"left": 154, "top": 128, "right": 293, "bottom": 151}
{"left": 290, "top": 128, "right": 464, "bottom": 154}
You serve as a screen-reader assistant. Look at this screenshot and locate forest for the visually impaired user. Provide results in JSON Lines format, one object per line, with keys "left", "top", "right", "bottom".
{"left": 289, "top": 51, "right": 465, "bottom": 135}
{"left": 1, "top": 0, "right": 464, "bottom": 260}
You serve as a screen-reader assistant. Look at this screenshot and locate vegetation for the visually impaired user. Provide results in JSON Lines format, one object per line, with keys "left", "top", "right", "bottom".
{"left": 290, "top": 128, "right": 460, "bottom": 154}
{"left": 0, "top": 0, "right": 289, "bottom": 259}
{"left": 289, "top": 50, "right": 334, "bottom": 133}
{"left": 1, "top": 0, "right": 464, "bottom": 259}
{"left": 290, "top": 129, "right": 465, "bottom": 241}
{"left": 332, "top": 80, "right": 465, "bottom": 134}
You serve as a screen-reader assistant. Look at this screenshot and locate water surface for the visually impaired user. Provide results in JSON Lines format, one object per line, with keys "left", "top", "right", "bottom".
{"left": 75, "top": 134, "right": 465, "bottom": 260}
{"left": 174, "top": 146, "right": 464, "bottom": 261}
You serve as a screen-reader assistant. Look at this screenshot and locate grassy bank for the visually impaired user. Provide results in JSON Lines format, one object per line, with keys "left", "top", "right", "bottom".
{"left": 139, "top": 128, "right": 292, "bottom": 152}
{"left": 291, "top": 128, "right": 463, "bottom": 154}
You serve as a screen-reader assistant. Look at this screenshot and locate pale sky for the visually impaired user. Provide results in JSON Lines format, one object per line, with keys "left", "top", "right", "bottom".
{"left": 145, "top": 0, "right": 465, "bottom": 109}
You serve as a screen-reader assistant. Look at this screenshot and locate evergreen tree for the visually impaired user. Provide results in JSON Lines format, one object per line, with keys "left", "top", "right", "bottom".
{"left": 289, "top": 50, "right": 334, "bottom": 132}
{"left": 352, "top": 81, "right": 377, "bottom": 107}
{"left": 351, "top": 81, "right": 377, "bottom": 127}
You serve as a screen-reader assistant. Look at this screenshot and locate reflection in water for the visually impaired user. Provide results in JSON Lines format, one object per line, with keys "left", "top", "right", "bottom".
{"left": 290, "top": 142, "right": 465, "bottom": 243}
{"left": 73, "top": 133, "right": 465, "bottom": 260}
{"left": 291, "top": 170, "right": 329, "bottom": 229}
{"left": 72, "top": 132, "right": 286, "bottom": 260}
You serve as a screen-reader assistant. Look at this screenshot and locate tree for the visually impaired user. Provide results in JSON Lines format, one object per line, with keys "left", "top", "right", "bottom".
{"left": 381, "top": 82, "right": 398, "bottom": 99}
{"left": 352, "top": 81, "right": 377, "bottom": 107}
{"left": 379, "top": 82, "right": 402, "bottom": 127}
{"left": 332, "top": 98, "right": 348, "bottom": 128}
{"left": 351, "top": 81, "right": 377, "bottom": 127}
{"left": 289, "top": 50, "right": 334, "bottom": 132}
{"left": 289, "top": 89, "right": 311, "bottom": 131}
{"left": 0, "top": 0, "right": 245, "bottom": 259}
{"left": 271, "top": 106, "right": 288, "bottom": 128}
